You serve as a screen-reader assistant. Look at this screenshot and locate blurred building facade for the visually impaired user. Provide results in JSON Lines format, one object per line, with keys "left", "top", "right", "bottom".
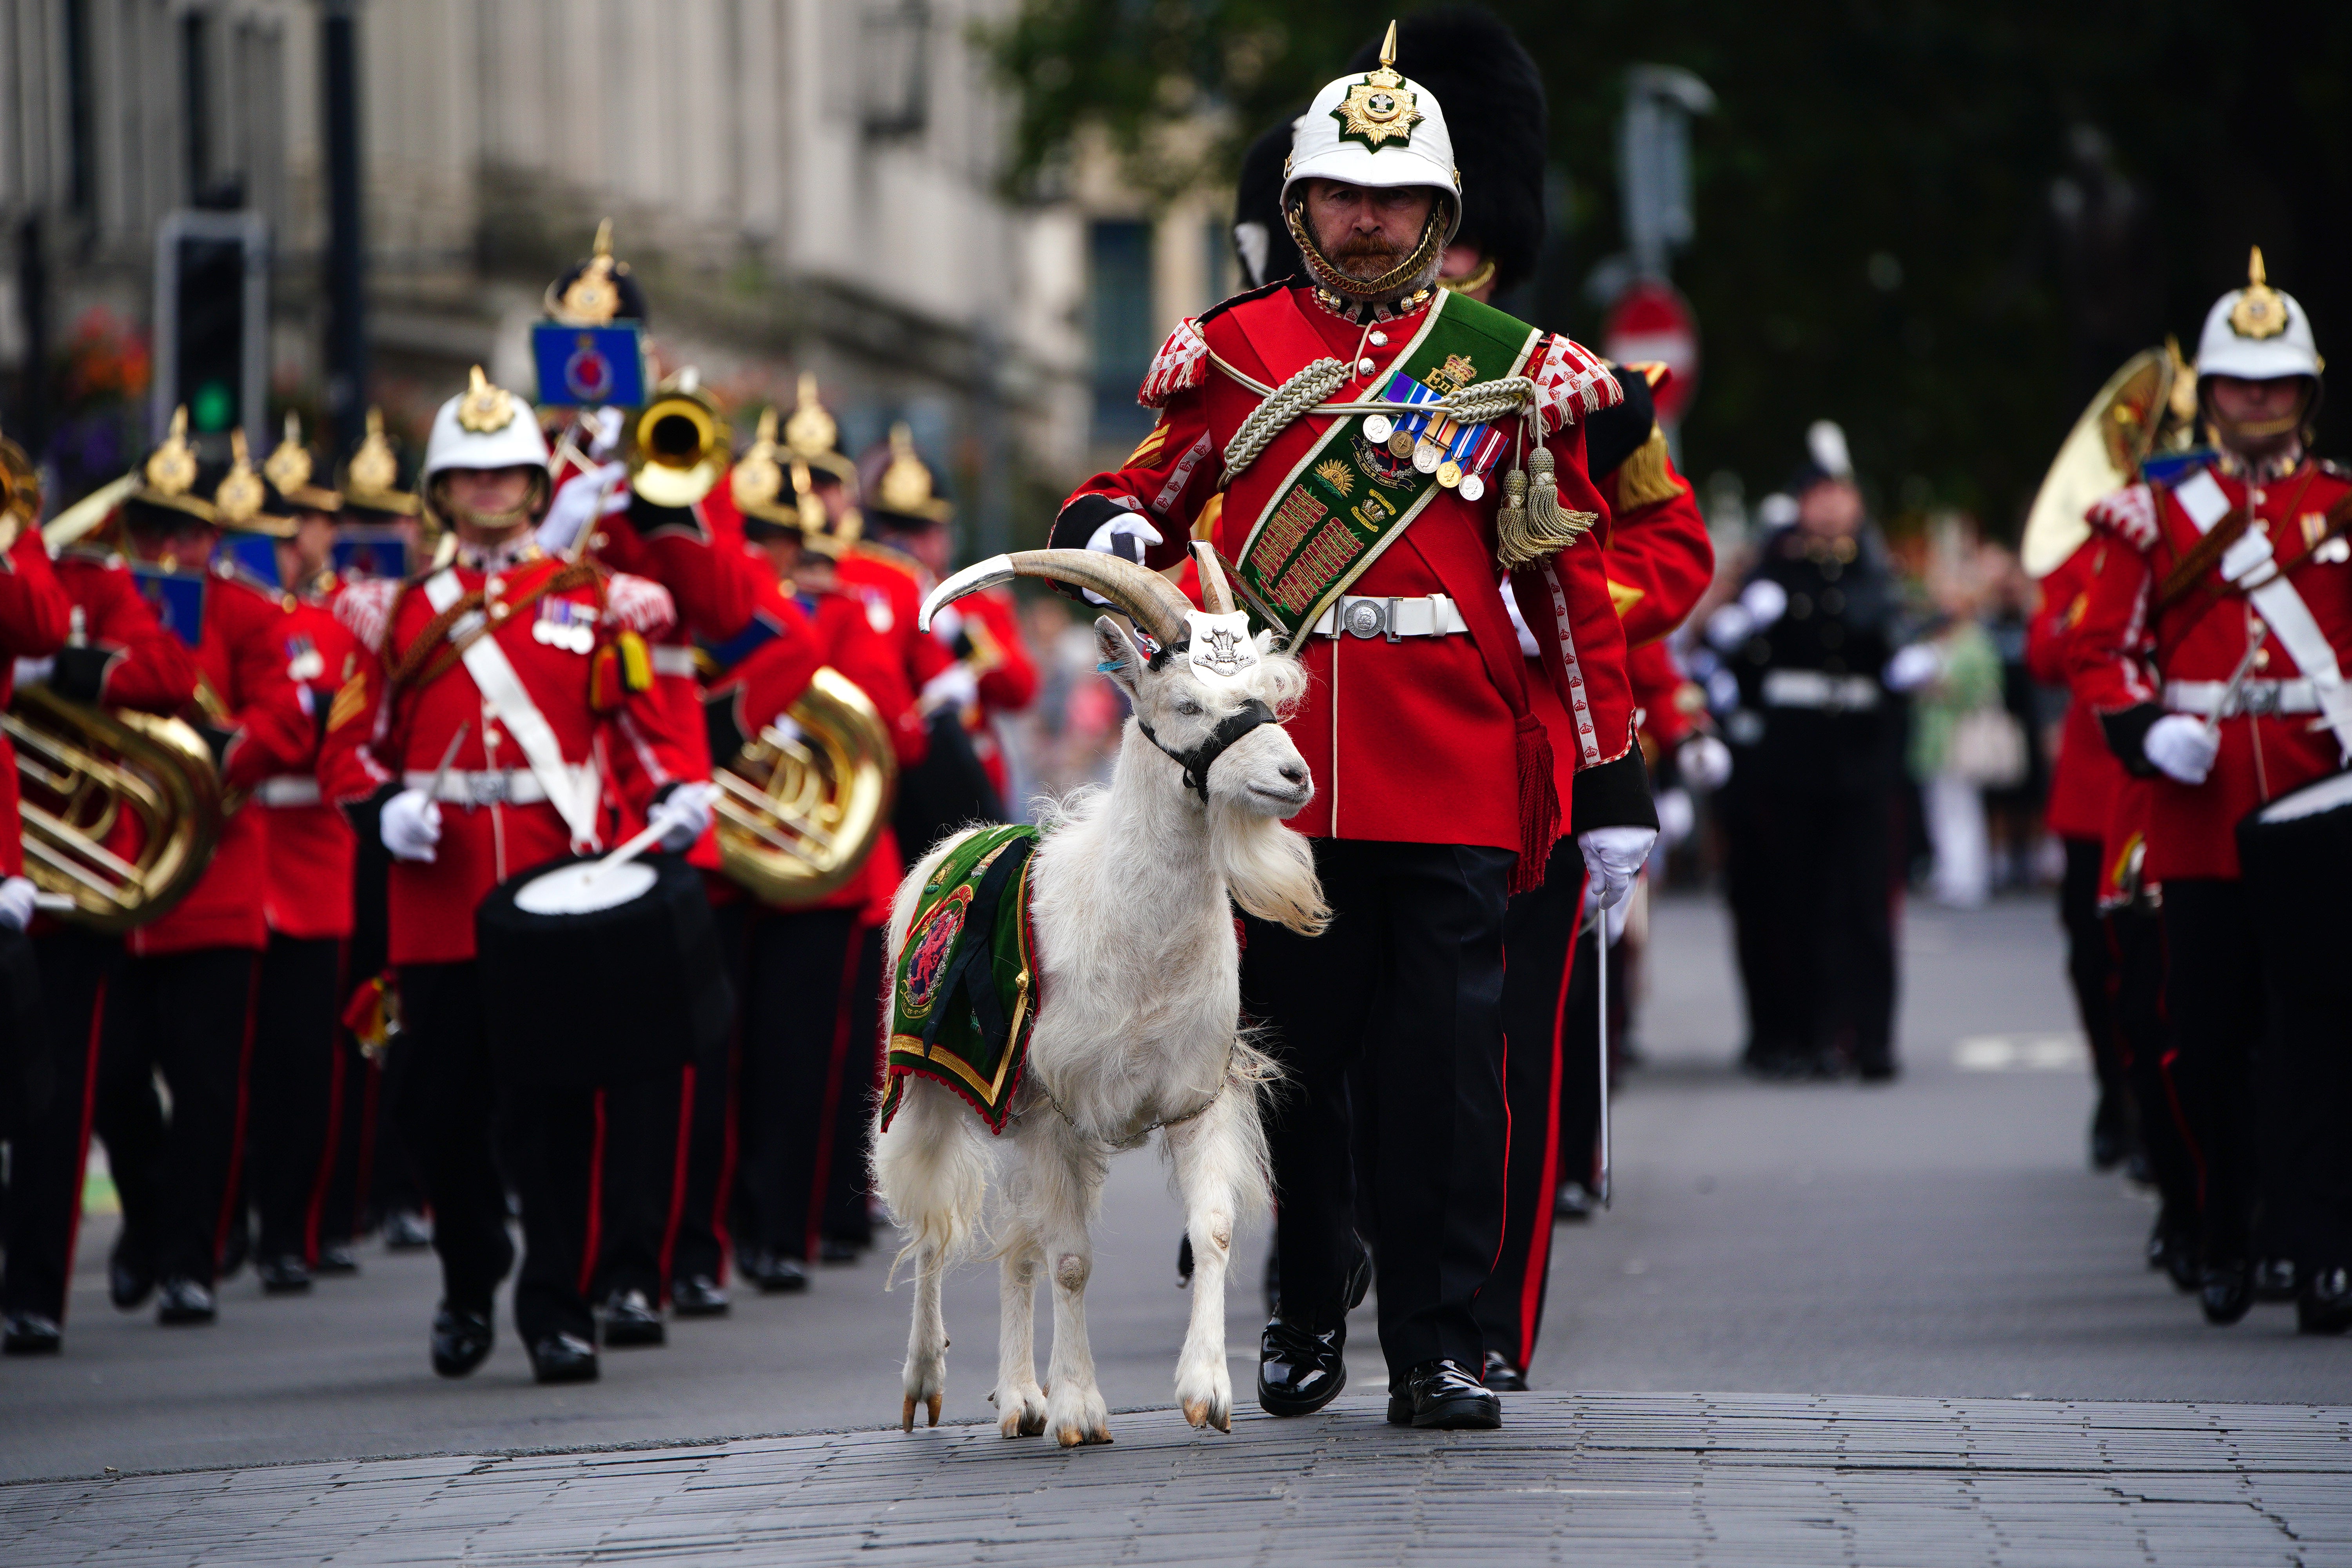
{"left": 0, "top": 0, "right": 1234, "bottom": 552}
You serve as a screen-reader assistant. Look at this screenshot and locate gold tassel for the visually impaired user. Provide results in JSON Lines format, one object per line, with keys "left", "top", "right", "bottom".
{"left": 1497, "top": 444, "right": 1597, "bottom": 569}
{"left": 1611, "top": 424, "right": 1685, "bottom": 510}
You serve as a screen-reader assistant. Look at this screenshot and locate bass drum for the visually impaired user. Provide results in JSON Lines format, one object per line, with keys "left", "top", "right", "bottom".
{"left": 2239, "top": 771, "right": 2352, "bottom": 1005}
{"left": 474, "top": 851, "right": 732, "bottom": 1086}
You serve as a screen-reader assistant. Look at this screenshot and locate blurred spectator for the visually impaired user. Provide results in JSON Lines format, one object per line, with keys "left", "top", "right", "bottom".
{"left": 1911, "top": 538, "right": 2027, "bottom": 907}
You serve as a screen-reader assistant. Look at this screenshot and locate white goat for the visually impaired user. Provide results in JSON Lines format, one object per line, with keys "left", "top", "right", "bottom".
{"left": 875, "top": 544, "right": 1327, "bottom": 1446}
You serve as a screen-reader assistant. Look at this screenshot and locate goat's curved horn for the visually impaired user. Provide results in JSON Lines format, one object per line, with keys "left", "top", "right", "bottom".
{"left": 920, "top": 548, "right": 1193, "bottom": 648}
{"left": 1190, "top": 540, "right": 1235, "bottom": 615}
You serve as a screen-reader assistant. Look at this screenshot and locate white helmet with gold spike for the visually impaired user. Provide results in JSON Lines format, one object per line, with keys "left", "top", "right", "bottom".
{"left": 2196, "top": 247, "right": 2321, "bottom": 385}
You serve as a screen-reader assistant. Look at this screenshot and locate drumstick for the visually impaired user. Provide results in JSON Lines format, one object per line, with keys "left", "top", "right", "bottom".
{"left": 2202, "top": 624, "right": 2268, "bottom": 743}
{"left": 421, "top": 722, "right": 470, "bottom": 803}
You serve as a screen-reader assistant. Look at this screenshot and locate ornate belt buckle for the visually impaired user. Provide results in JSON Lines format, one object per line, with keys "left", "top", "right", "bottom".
{"left": 1342, "top": 598, "right": 1388, "bottom": 640}
{"left": 473, "top": 771, "right": 509, "bottom": 805}
{"left": 2241, "top": 682, "right": 2279, "bottom": 718}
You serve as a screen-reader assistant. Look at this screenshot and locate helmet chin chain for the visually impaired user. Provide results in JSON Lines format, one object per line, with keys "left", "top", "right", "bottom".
{"left": 1285, "top": 199, "right": 1450, "bottom": 305}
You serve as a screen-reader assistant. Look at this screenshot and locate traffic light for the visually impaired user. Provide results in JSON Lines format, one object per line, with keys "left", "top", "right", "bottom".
{"left": 151, "top": 210, "right": 267, "bottom": 446}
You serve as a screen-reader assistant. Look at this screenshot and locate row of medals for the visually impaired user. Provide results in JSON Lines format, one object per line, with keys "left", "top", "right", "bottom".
{"left": 1358, "top": 411, "right": 1488, "bottom": 501}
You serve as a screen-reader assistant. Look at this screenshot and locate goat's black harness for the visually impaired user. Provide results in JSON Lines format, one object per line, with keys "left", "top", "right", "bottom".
{"left": 1134, "top": 697, "right": 1280, "bottom": 802}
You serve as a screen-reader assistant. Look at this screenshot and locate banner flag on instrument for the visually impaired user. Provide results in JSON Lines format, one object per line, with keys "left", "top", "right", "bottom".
{"left": 532, "top": 323, "right": 646, "bottom": 409}
{"left": 131, "top": 564, "right": 208, "bottom": 649}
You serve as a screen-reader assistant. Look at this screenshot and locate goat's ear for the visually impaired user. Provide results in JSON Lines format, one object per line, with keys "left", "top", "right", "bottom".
{"left": 1093, "top": 615, "right": 1143, "bottom": 698}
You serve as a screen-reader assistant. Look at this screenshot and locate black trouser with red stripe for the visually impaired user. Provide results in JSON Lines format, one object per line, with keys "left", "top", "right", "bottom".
{"left": 734, "top": 906, "right": 866, "bottom": 1265}
{"left": 2057, "top": 839, "right": 2130, "bottom": 1140}
{"left": 589, "top": 1065, "right": 683, "bottom": 1310}
{"left": 247, "top": 934, "right": 346, "bottom": 1265}
{"left": 2, "top": 930, "right": 120, "bottom": 1323}
{"left": 2158, "top": 880, "right": 2266, "bottom": 1267}
{"left": 93, "top": 947, "right": 260, "bottom": 1289}
{"left": 2107, "top": 905, "right": 2197, "bottom": 1221}
{"left": 1250, "top": 840, "right": 1514, "bottom": 1381}
{"left": 670, "top": 900, "right": 750, "bottom": 1288}
{"left": 822, "top": 927, "right": 886, "bottom": 1251}
{"left": 1475, "top": 838, "right": 1587, "bottom": 1376}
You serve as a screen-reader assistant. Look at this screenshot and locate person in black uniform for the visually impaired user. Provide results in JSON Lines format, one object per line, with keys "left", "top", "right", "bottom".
{"left": 1708, "top": 424, "right": 1931, "bottom": 1080}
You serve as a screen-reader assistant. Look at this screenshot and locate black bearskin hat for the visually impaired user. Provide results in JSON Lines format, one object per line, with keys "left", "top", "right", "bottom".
{"left": 1345, "top": 7, "right": 1548, "bottom": 295}
{"left": 1232, "top": 116, "right": 1307, "bottom": 290}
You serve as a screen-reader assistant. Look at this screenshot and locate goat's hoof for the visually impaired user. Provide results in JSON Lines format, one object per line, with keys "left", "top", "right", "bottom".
{"left": 901, "top": 1396, "right": 915, "bottom": 1432}
{"left": 926, "top": 1392, "right": 942, "bottom": 1427}
{"left": 1182, "top": 1397, "right": 1233, "bottom": 1433}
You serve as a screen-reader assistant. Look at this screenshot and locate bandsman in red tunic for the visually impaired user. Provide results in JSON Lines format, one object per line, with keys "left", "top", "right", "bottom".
{"left": 90, "top": 417, "right": 319, "bottom": 1329}
{"left": 1052, "top": 25, "right": 1651, "bottom": 1430}
{"left": 2069, "top": 250, "right": 2352, "bottom": 1332}
{"left": 325, "top": 368, "right": 710, "bottom": 1383}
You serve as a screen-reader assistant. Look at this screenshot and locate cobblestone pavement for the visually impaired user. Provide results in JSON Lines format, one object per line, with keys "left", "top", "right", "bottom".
{"left": 5, "top": 1390, "right": 2348, "bottom": 1566}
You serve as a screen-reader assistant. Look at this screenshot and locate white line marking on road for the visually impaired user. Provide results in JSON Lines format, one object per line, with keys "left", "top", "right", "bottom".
{"left": 1954, "top": 1034, "right": 2087, "bottom": 1071}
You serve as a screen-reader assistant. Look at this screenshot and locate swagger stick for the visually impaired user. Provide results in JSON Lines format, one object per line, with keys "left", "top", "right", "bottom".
{"left": 1595, "top": 909, "right": 1612, "bottom": 1210}
{"left": 2202, "top": 623, "right": 2269, "bottom": 745}
{"left": 422, "top": 721, "right": 471, "bottom": 802}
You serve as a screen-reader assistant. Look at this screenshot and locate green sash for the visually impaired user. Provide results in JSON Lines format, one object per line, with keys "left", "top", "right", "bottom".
{"left": 878, "top": 824, "right": 1042, "bottom": 1134}
{"left": 1233, "top": 290, "right": 1541, "bottom": 652}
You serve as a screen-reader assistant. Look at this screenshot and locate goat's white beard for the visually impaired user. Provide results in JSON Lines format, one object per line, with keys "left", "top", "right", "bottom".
{"left": 1209, "top": 797, "right": 1328, "bottom": 936}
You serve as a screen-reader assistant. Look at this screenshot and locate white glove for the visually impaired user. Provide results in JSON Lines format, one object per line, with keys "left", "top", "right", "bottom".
{"left": 1677, "top": 733, "right": 1733, "bottom": 791}
{"left": 1883, "top": 643, "right": 1942, "bottom": 693}
{"left": 1655, "top": 786, "right": 1696, "bottom": 846}
{"left": 1579, "top": 825, "right": 1657, "bottom": 911}
{"left": 538, "top": 460, "right": 631, "bottom": 554}
{"left": 587, "top": 406, "right": 626, "bottom": 461}
{"left": 2144, "top": 713, "right": 2220, "bottom": 785}
{"left": 650, "top": 780, "right": 721, "bottom": 851}
{"left": 1706, "top": 580, "right": 1788, "bottom": 651}
{"left": 929, "top": 605, "right": 966, "bottom": 643}
{"left": 2220, "top": 529, "right": 2276, "bottom": 586}
{"left": 1081, "top": 513, "right": 1164, "bottom": 606}
{"left": 381, "top": 788, "right": 443, "bottom": 863}
{"left": 920, "top": 662, "right": 980, "bottom": 714}
{"left": 13, "top": 656, "right": 53, "bottom": 687}
{"left": 0, "top": 875, "right": 36, "bottom": 931}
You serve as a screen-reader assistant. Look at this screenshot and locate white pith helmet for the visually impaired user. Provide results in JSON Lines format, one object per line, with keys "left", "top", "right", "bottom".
{"left": 2196, "top": 247, "right": 2322, "bottom": 384}
{"left": 421, "top": 366, "right": 552, "bottom": 482}
{"left": 1279, "top": 20, "right": 1461, "bottom": 246}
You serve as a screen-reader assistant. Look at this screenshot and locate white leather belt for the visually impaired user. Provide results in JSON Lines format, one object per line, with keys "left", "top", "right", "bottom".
{"left": 649, "top": 644, "right": 699, "bottom": 678}
{"left": 2165, "top": 677, "right": 2320, "bottom": 717}
{"left": 405, "top": 767, "right": 557, "bottom": 806}
{"left": 1762, "top": 668, "right": 1880, "bottom": 712}
{"left": 1308, "top": 594, "right": 1468, "bottom": 641}
{"left": 255, "top": 775, "right": 322, "bottom": 808}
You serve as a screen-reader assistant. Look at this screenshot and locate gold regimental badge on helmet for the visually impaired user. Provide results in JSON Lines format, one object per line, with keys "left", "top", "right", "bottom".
{"left": 553, "top": 218, "right": 624, "bottom": 327}
{"left": 214, "top": 430, "right": 265, "bottom": 526}
{"left": 146, "top": 405, "right": 200, "bottom": 496}
{"left": 1333, "top": 22, "right": 1423, "bottom": 151}
{"left": 456, "top": 365, "right": 518, "bottom": 434}
{"left": 784, "top": 372, "right": 839, "bottom": 465}
{"left": 876, "top": 423, "right": 946, "bottom": 519}
{"left": 731, "top": 407, "right": 787, "bottom": 518}
{"left": 263, "top": 414, "right": 314, "bottom": 495}
{"left": 2229, "top": 247, "right": 2288, "bottom": 340}
{"left": 347, "top": 408, "right": 401, "bottom": 498}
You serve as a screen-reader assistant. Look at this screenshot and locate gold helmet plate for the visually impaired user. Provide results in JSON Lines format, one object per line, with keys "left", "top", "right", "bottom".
{"left": 1333, "top": 21, "right": 1423, "bottom": 151}
{"left": 2229, "top": 246, "right": 2288, "bottom": 340}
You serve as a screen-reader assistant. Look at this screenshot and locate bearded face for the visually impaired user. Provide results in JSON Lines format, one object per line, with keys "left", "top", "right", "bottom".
{"left": 1304, "top": 179, "right": 1437, "bottom": 281}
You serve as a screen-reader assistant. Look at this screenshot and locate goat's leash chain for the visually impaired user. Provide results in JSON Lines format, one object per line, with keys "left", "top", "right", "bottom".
{"left": 1211, "top": 351, "right": 1537, "bottom": 479}
{"left": 1029, "top": 1045, "right": 1240, "bottom": 1151}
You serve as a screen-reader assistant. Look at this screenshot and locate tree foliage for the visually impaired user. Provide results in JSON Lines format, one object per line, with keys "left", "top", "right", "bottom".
{"left": 988, "top": 0, "right": 2352, "bottom": 531}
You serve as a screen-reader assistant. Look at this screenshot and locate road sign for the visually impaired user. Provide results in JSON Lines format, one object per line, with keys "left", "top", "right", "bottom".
{"left": 1602, "top": 278, "right": 1700, "bottom": 426}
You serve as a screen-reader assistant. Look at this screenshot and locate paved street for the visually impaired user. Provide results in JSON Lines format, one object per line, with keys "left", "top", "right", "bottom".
{"left": 5, "top": 891, "right": 2349, "bottom": 1563}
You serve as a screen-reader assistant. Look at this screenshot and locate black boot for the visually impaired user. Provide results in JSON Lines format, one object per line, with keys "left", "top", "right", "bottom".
{"left": 2088, "top": 1089, "right": 2132, "bottom": 1172}
{"left": 109, "top": 1232, "right": 155, "bottom": 1311}
{"left": 1386, "top": 1359, "right": 1501, "bottom": 1430}
{"left": 256, "top": 1254, "right": 313, "bottom": 1294}
{"left": 314, "top": 1241, "right": 361, "bottom": 1276}
{"left": 598, "top": 1289, "right": 666, "bottom": 1347}
{"left": 2254, "top": 1257, "right": 2300, "bottom": 1303}
{"left": 671, "top": 1275, "right": 730, "bottom": 1317}
{"left": 1480, "top": 1349, "right": 1528, "bottom": 1392}
{"left": 2296, "top": 1267, "right": 2352, "bottom": 1336}
{"left": 430, "top": 1304, "right": 494, "bottom": 1377}
{"left": 382, "top": 1210, "right": 432, "bottom": 1251}
{"left": 739, "top": 1249, "right": 808, "bottom": 1294}
{"left": 2, "top": 1312, "right": 63, "bottom": 1354}
{"left": 2200, "top": 1259, "right": 2254, "bottom": 1326}
{"left": 2147, "top": 1208, "right": 2200, "bottom": 1294}
{"left": 528, "top": 1332, "right": 599, "bottom": 1384}
{"left": 156, "top": 1278, "right": 217, "bottom": 1325}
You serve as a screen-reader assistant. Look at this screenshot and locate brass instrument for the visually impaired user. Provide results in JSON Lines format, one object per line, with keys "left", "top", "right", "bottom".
{"left": 630, "top": 375, "right": 730, "bottom": 508}
{"left": 2022, "top": 342, "right": 2200, "bottom": 578}
{"left": 4, "top": 683, "right": 225, "bottom": 932}
{"left": 714, "top": 667, "right": 897, "bottom": 906}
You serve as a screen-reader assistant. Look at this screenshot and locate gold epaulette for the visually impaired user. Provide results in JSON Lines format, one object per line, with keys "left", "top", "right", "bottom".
{"left": 1611, "top": 425, "right": 1685, "bottom": 511}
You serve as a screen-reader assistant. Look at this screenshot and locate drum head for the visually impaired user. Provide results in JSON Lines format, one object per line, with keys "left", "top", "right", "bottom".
{"left": 514, "top": 858, "right": 658, "bottom": 916}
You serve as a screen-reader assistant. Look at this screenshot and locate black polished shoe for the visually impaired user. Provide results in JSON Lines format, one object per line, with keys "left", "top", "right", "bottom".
{"left": 818, "top": 1236, "right": 863, "bottom": 1265}
{"left": 2200, "top": 1259, "right": 2254, "bottom": 1326}
{"left": 2147, "top": 1209, "right": 2200, "bottom": 1294}
{"left": 156, "top": 1278, "right": 217, "bottom": 1325}
{"left": 382, "top": 1210, "right": 432, "bottom": 1251}
{"left": 528, "top": 1332, "right": 600, "bottom": 1384}
{"left": 1386, "top": 1359, "right": 1502, "bottom": 1430}
{"left": 1481, "top": 1350, "right": 1528, "bottom": 1392}
{"left": 2088, "top": 1090, "right": 2131, "bottom": 1172}
{"left": 108, "top": 1235, "right": 155, "bottom": 1311}
{"left": 1257, "top": 1316, "right": 1349, "bottom": 1416}
{"left": 671, "top": 1275, "right": 729, "bottom": 1317}
{"left": 599, "top": 1289, "right": 666, "bottom": 1347}
{"left": 2, "top": 1312, "right": 63, "bottom": 1354}
{"left": 2296, "top": 1267, "right": 2352, "bottom": 1336}
{"left": 1555, "top": 1181, "right": 1595, "bottom": 1223}
{"left": 740, "top": 1250, "right": 809, "bottom": 1294}
{"left": 430, "top": 1304, "right": 494, "bottom": 1377}
{"left": 1854, "top": 1052, "right": 1898, "bottom": 1084}
{"left": 2254, "top": 1257, "right": 2299, "bottom": 1303}
{"left": 256, "top": 1254, "right": 313, "bottom": 1294}
{"left": 314, "top": 1241, "right": 361, "bottom": 1276}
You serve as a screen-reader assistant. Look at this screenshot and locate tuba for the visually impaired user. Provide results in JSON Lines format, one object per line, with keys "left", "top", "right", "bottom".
{"left": 4, "top": 683, "right": 225, "bottom": 932}
{"left": 713, "top": 667, "right": 897, "bottom": 906}
{"left": 2022, "top": 341, "right": 2200, "bottom": 578}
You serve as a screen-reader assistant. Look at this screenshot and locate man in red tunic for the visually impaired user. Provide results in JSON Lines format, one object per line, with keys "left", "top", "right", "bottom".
{"left": 326, "top": 368, "right": 709, "bottom": 1382}
{"left": 2069, "top": 250, "right": 2352, "bottom": 1331}
{"left": 1052, "top": 27, "right": 1651, "bottom": 1429}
